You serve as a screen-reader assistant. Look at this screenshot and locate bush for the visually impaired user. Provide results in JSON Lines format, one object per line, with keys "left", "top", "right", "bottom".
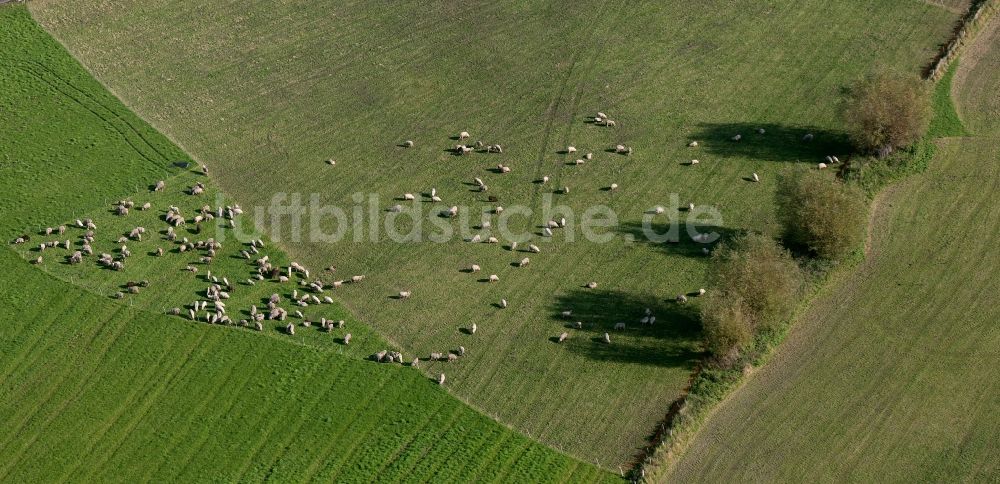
{"left": 701, "top": 233, "right": 803, "bottom": 357}
{"left": 776, "top": 170, "right": 867, "bottom": 261}
{"left": 842, "top": 72, "right": 930, "bottom": 157}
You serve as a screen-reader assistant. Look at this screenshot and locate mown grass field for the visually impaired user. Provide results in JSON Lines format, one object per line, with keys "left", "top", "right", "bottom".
{"left": 667, "top": 15, "right": 1000, "bottom": 481}
{"left": 0, "top": 6, "right": 610, "bottom": 481}
{"left": 29, "top": 0, "right": 962, "bottom": 465}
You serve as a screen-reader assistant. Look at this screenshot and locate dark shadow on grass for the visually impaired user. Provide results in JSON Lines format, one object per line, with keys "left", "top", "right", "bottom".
{"left": 551, "top": 289, "right": 704, "bottom": 367}
{"left": 616, "top": 221, "right": 739, "bottom": 258}
{"left": 687, "top": 123, "right": 851, "bottom": 163}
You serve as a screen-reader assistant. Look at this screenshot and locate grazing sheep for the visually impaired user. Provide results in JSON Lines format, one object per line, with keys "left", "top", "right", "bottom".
{"left": 431, "top": 195, "right": 442, "bottom": 202}
{"left": 470, "top": 234, "right": 481, "bottom": 243}
{"left": 542, "top": 228, "right": 553, "bottom": 237}
{"left": 488, "top": 274, "right": 499, "bottom": 283}
{"left": 832, "top": 155, "right": 840, "bottom": 163}
{"left": 403, "top": 140, "right": 414, "bottom": 148}
{"left": 486, "top": 236, "right": 498, "bottom": 244}
{"left": 447, "top": 353, "right": 458, "bottom": 362}
{"left": 457, "top": 346, "right": 466, "bottom": 356}
{"left": 687, "top": 202, "right": 695, "bottom": 211}
{"left": 437, "top": 373, "right": 446, "bottom": 385}
{"left": 601, "top": 332, "right": 611, "bottom": 344}
{"left": 566, "top": 146, "right": 577, "bottom": 154}
{"left": 688, "top": 141, "right": 699, "bottom": 147}
{"left": 33, "top": 256, "right": 43, "bottom": 265}
{"left": 605, "top": 119, "right": 617, "bottom": 127}
{"left": 459, "top": 131, "right": 470, "bottom": 139}
{"left": 654, "top": 206, "right": 665, "bottom": 215}
{"left": 470, "top": 323, "right": 477, "bottom": 334}
{"left": 500, "top": 298, "right": 508, "bottom": 308}
{"left": 586, "top": 281, "right": 598, "bottom": 289}
{"left": 676, "top": 294, "right": 689, "bottom": 303}
{"left": 518, "top": 257, "right": 530, "bottom": 267}
{"left": 430, "top": 352, "right": 442, "bottom": 361}
{"left": 751, "top": 172, "right": 760, "bottom": 183}
{"left": 561, "top": 186, "right": 570, "bottom": 194}
{"left": 557, "top": 332, "right": 569, "bottom": 343}
{"left": 154, "top": 180, "right": 165, "bottom": 192}
{"left": 528, "top": 244, "right": 541, "bottom": 253}
{"left": 614, "top": 322, "right": 626, "bottom": 330}
{"left": 351, "top": 275, "right": 365, "bottom": 283}
{"left": 757, "top": 128, "right": 766, "bottom": 134}
{"left": 803, "top": 133, "right": 814, "bottom": 142}
{"left": 561, "top": 310, "right": 572, "bottom": 318}
{"left": 509, "top": 241, "right": 517, "bottom": 252}
{"left": 285, "top": 323, "right": 295, "bottom": 335}
{"left": 389, "top": 204, "right": 403, "bottom": 213}
{"left": 487, "top": 144, "right": 503, "bottom": 153}
{"left": 411, "top": 357, "right": 420, "bottom": 368}
{"left": 399, "top": 290, "right": 412, "bottom": 299}
{"left": 697, "top": 288, "right": 706, "bottom": 296}
{"left": 585, "top": 152, "right": 593, "bottom": 160}
{"left": 690, "top": 159, "right": 700, "bottom": 165}
{"left": 403, "top": 193, "right": 415, "bottom": 201}
{"left": 344, "top": 333, "right": 352, "bottom": 345}
{"left": 731, "top": 134, "right": 742, "bottom": 142}
{"left": 818, "top": 162, "right": 828, "bottom": 169}
{"left": 541, "top": 175, "right": 550, "bottom": 184}
{"left": 609, "top": 183, "right": 619, "bottom": 191}
{"left": 469, "top": 264, "right": 481, "bottom": 273}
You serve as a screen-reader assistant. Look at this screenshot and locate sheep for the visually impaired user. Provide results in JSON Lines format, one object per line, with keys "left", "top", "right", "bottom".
{"left": 585, "top": 281, "right": 598, "bottom": 289}
{"left": 654, "top": 206, "right": 665, "bottom": 215}
{"left": 751, "top": 172, "right": 760, "bottom": 183}
{"left": 509, "top": 241, "right": 517, "bottom": 252}
{"left": 697, "top": 288, "right": 706, "bottom": 296}
{"left": 803, "top": 133, "right": 814, "bottom": 142}
{"left": 832, "top": 155, "right": 840, "bottom": 163}
{"left": 541, "top": 175, "right": 550, "bottom": 184}
{"left": 411, "top": 357, "right": 420, "bottom": 368}
{"left": 430, "top": 352, "right": 443, "bottom": 361}
{"left": 445, "top": 206, "right": 459, "bottom": 218}
{"left": 561, "top": 186, "right": 570, "bottom": 194}
{"left": 343, "top": 333, "right": 352, "bottom": 345}
{"left": 601, "top": 332, "right": 611, "bottom": 344}
{"left": 676, "top": 294, "right": 689, "bottom": 303}
{"left": 687, "top": 202, "right": 695, "bottom": 211}
{"left": 561, "top": 310, "right": 572, "bottom": 318}
{"left": 154, "top": 180, "right": 165, "bottom": 192}
{"left": 818, "top": 162, "right": 828, "bottom": 169}
{"left": 486, "top": 236, "right": 498, "bottom": 244}
{"left": 469, "top": 264, "right": 481, "bottom": 273}
{"left": 323, "top": 296, "right": 334, "bottom": 304}
{"left": 557, "top": 332, "right": 569, "bottom": 343}
{"left": 403, "top": 193, "right": 415, "bottom": 201}
{"left": 574, "top": 321, "right": 583, "bottom": 329}
{"left": 731, "top": 134, "right": 742, "bottom": 142}
{"left": 542, "top": 228, "right": 553, "bottom": 237}
{"left": 688, "top": 141, "right": 699, "bottom": 147}
{"left": 559, "top": 217, "right": 566, "bottom": 227}
{"left": 479, "top": 184, "right": 488, "bottom": 192}
{"left": 437, "top": 373, "right": 446, "bottom": 385}
{"left": 33, "top": 256, "right": 43, "bottom": 265}
{"left": 605, "top": 119, "right": 617, "bottom": 127}
{"left": 447, "top": 353, "right": 458, "bottom": 362}
{"left": 487, "top": 144, "right": 503, "bottom": 153}
{"left": 585, "top": 152, "right": 593, "bottom": 160}
{"left": 470, "top": 323, "right": 477, "bottom": 335}
{"left": 254, "top": 321, "right": 263, "bottom": 331}
{"left": 615, "top": 144, "right": 626, "bottom": 153}
{"left": 566, "top": 146, "right": 577, "bottom": 154}
{"left": 596, "top": 111, "right": 608, "bottom": 119}
{"left": 609, "top": 183, "right": 619, "bottom": 191}
{"left": 389, "top": 204, "right": 403, "bottom": 213}
{"left": 459, "top": 131, "right": 470, "bottom": 139}
{"left": 141, "top": 202, "right": 151, "bottom": 211}
{"left": 488, "top": 274, "right": 499, "bottom": 283}
{"left": 518, "top": 257, "right": 530, "bottom": 267}
{"left": 689, "top": 159, "right": 700, "bottom": 165}
{"left": 614, "top": 322, "right": 626, "bottom": 330}
{"left": 469, "top": 234, "right": 481, "bottom": 243}
{"left": 528, "top": 244, "right": 541, "bottom": 253}
{"left": 431, "top": 196, "right": 442, "bottom": 202}
{"left": 351, "top": 275, "right": 365, "bottom": 283}
{"left": 500, "top": 298, "right": 508, "bottom": 308}
{"left": 399, "top": 290, "right": 412, "bottom": 299}
{"left": 285, "top": 323, "right": 295, "bottom": 335}
{"left": 494, "top": 206, "right": 504, "bottom": 214}
{"left": 757, "top": 128, "right": 766, "bottom": 134}
{"left": 457, "top": 346, "right": 466, "bottom": 356}
{"left": 403, "top": 140, "right": 414, "bottom": 148}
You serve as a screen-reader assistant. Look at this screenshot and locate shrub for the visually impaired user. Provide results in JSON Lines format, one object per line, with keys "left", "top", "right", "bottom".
{"left": 701, "top": 233, "right": 803, "bottom": 357}
{"left": 776, "top": 170, "right": 867, "bottom": 261}
{"left": 842, "top": 72, "right": 931, "bottom": 157}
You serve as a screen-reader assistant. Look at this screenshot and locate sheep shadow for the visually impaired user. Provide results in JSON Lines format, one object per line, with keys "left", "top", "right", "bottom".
{"left": 687, "top": 122, "right": 850, "bottom": 163}
{"left": 616, "top": 221, "right": 739, "bottom": 258}
{"left": 550, "top": 289, "right": 704, "bottom": 368}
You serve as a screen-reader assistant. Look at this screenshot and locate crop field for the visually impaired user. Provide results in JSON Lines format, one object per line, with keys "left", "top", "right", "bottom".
{"left": 0, "top": 6, "right": 609, "bottom": 482}
{"left": 29, "top": 0, "right": 962, "bottom": 465}
{"left": 668, "top": 15, "right": 1000, "bottom": 482}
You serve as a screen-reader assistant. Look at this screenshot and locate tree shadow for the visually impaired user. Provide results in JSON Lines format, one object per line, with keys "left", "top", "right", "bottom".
{"left": 616, "top": 221, "right": 739, "bottom": 258}
{"left": 687, "top": 122, "right": 851, "bottom": 163}
{"left": 550, "top": 289, "right": 704, "bottom": 367}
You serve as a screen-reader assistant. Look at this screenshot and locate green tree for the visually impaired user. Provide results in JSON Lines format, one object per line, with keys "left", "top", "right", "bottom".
{"left": 776, "top": 170, "right": 867, "bottom": 261}
{"left": 842, "top": 72, "right": 931, "bottom": 157}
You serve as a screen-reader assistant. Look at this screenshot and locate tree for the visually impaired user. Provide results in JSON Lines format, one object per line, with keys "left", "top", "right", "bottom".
{"left": 842, "top": 72, "right": 930, "bottom": 157}
{"left": 776, "top": 169, "right": 867, "bottom": 261}
{"left": 701, "top": 233, "right": 803, "bottom": 357}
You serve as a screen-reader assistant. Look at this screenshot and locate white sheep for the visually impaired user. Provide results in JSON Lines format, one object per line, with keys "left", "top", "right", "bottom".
{"left": 470, "top": 264, "right": 481, "bottom": 273}
{"left": 518, "top": 257, "right": 530, "bottom": 267}
{"left": 601, "top": 332, "right": 611, "bottom": 344}
{"left": 344, "top": 333, "right": 352, "bottom": 345}
{"left": 403, "top": 193, "right": 415, "bottom": 201}
{"left": 500, "top": 298, "right": 508, "bottom": 308}
{"left": 609, "top": 183, "right": 619, "bottom": 191}
{"left": 690, "top": 159, "right": 700, "bottom": 165}
{"left": 561, "top": 310, "right": 572, "bottom": 318}
{"left": 470, "top": 323, "right": 477, "bottom": 334}
{"left": 542, "top": 175, "right": 550, "bottom": 184}
{"left": 403, "top": 140, "right": 414, "bottom": 148}
{"left": 399, "top": 290, "right": 412, "bottom": 299}
{"left": 286, "top": 323, "right": 295, "bottom": 335}
{"left": 557, "top": 332, "right": 569, "bottom": 343}
{"left": 757, "top": 128, "right": 766, "bottom": 134}
{"left": 818, "top": 162, "right": 828, "bottom": 169}
{"left": 488, "top": 274, "right": 499, "bottom": 283}
{"left": 688, "top": 141, "right": 699, "bottom": 147}
{"left": 731, "top": 134, "right": 742, "bottom": 142}
{"left": 803, "top": 133, "right": 814, "bottom": 142}
{"left": 438, "top": 373, "right": 446, "bottom": 385}
{"left": 528, "top": 244, "right": 541, "bottom": 253}
{"left": 614, "top": 322, "right": 626, "bottom": 330}
{"left": 543, "top": 228, "right": 553, "bottom": 237}
{"left": 751, "top": 172, "right": 760, "bottom": 182}
{"left": 459, "top": 131, "right": 470, "bottom": 139}
{"left": 586, "top": 281, "right": 598, "bottom": 289}
{"left": 566, "top": 146, "right": 577, "bottom": 154}
{"left": 585, "top": 152, "right": 593, "bottom": 160}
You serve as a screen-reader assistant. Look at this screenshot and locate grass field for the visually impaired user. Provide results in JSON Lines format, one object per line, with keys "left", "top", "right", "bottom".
{"left": 29, "top": 0, "right": 961, "bottom": 465}
{"left": 0, "top": 6, "right": 610, "bottom": 481}
{"left": 667, "top": 15, "right": 1000, "bottom": 481}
